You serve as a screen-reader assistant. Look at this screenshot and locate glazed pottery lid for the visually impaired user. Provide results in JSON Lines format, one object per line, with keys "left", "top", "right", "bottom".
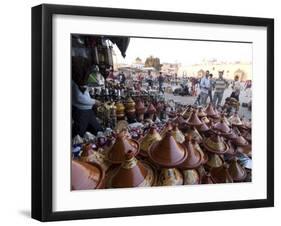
{"left": 182, "top": 169, "right": 200, "bottom": 185}
{"left": 107, "top": 151, "right": 151, "bottom": 188}
{"left": 228, "top": 157, "right": 247, "bottom": 182}
{"left": 228, "top": 112, "right": 243, "bottom": 126}
{"left": 233, "top": 134, "right": 249, "bottom": 147}
{"left": 148, "top": 131, "right": 188, "bottom": 168}
{"left": 225, "top": 140, "right": 237, "bottom": 155}
{"left": 197, "top": 107, "right": 207, "bottom": 117}
{"left": 139, "top": 126, "right": 162, "bottom": 157}
{"left": 171, "top": 124, "right": 185, "bottom": 144}
{"left": 197, "top": 122, "right": 210, "bottom": 133}
{"left": 204, "top": 104, "right": 219, "bottom": 118}
{"left": 206, "top": 153, "right": 223, "bottom": 168}
{"left": 180, "top": 137, "right": 202, "bottom": 169}
{"left": 225, "top": 129, "right": 238, "bottom": 140}
{"left": 186, "top": 110, "right": 203, "bottom": 126}
{"left": 203, "top": 134, "right": 229, "bottom": 154}
{"left": 210, "top": 163, "right": 233, "bottom": 183}
{"left": 185, "top": 127, "right": 203, "bottom": 144}
{"left": 135, "top": 100, "right": 146, "bottom": 113}
{"left": 158, "top": 168, "right": 183, "bottom": 186}
{"left": 107, "top": 132, "right": 139, "bottom": 164}
{"left": 201, "top": 172, "right": 215, "bottom": 184}
{"left": 160, "top": 121, "right": 173, "bottom": 136}
{"left": 212, "top": 118, "right": 231, "bottom": 135}
{"left": 71, "top": 160, "right": 105, "bottom": 190}
{"left": 147, "top": 103, "right": 156, "bottom": 114}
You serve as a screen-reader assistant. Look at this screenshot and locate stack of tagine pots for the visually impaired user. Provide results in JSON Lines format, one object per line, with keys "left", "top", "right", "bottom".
{"left": 148, "top": 130, "right": 188, "bottom": 186}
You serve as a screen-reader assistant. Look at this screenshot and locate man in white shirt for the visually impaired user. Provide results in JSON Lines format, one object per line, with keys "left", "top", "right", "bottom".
{"left": 199, "top": 71, "right": 211, "bottom": 106}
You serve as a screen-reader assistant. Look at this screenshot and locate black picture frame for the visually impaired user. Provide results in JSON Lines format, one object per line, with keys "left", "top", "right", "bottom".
{"left": 32, "top": 4, "right": 274, "bottom": 222}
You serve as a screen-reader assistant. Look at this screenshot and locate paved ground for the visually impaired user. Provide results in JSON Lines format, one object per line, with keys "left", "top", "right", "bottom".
{"left": 163, "top": 87, "right": 252, "bottom": 120}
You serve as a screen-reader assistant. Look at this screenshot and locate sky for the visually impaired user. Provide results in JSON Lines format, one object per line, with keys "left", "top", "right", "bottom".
{"left": 113, "top": 37, "right": 252, "bottom": 66}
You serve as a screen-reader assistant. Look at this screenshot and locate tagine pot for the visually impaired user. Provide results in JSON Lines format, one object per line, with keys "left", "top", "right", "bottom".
{"left": 228, "top": 112, "right": 243, "bottom": 127}
{"left": 212, "top": 118, "right": 232, "bottom": 137}
{"left": 135, "top": 100, "right": 146, "bottom": 121}
{"left": 186, "top": 110, "right": 203, "bottom": 127}
{"left": 204, "top": 103, "right": 220, "bottom": 119}
{"left": 107, "top": 131, "right": 139, "bottom": 164}
{"left": 71, "top": 160, "right": 105, "bottom": 190}
{"left": 185, "top": 127, "right": 203, "bottom": 144}
{"left": 203, "top": 133, "right": 229, "bottom": 154}
{"left": 158, "top": 168, "right": 183, "bottom": 186}
{"left": 171, "top": 124, "right": 185, "bottom": 144}
{"left": 206, "top": 153, "right": 224, "bottom": 169}
{"left": 228, "top": 157, "right": 247, "bottom": 182}
{"left": 139, "top": 126, "right": 162, "bottom": 157}
{"left": 182, "top": 169, "right": 200, "bottom": 185}
{"left": 148, "top": 130, "right": 188, "bottom": 168}
{"left": 210, "top": 164, "right": 233, "bottom": 183}
{"left": 115, "top": 101, "right": 125, "bottom": 120}
{"left": 106, "top": 151, "right": 156, "bottom": 188}
{"left": 201, "top": 172, "right": 215, "bottom": 184}
{"left": 147, "top": 103, "right": 156, "bottom": 120}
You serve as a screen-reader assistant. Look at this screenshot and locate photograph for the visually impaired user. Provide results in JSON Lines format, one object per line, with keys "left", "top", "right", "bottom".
{"left": 71, "top": 34, "right": 253, "bottom": 190}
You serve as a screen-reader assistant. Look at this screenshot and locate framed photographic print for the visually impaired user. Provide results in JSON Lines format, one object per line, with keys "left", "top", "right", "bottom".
{"left": 31, "top": 4, "right": 274, "bottom": 221}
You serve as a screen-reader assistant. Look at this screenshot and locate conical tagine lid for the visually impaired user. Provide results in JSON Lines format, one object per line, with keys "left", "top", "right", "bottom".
{"left": 228, "top": 158, "right": 247, "bottom": 182}
{"left": 140, "top": 126, "right": 162, "bottom": 157}
{"left": 206, "top": 153, "right": 223, "bottom": 168}
{"left": 205, "top": 104, "right": 219, "bottom": 118}
{"left": 148, "top": 131, "right": 188, "bottom": 168}
{"left": 197, "top": 107, "right": 207, "bottom": 117}
{"left": 210, "top": 164, "right": 233, "bottom": 183}
{"left": 179, "top": 137, "right": 202, "bottom": 169}
{"left": 147, "top": 103, "right": 156, "bottom": 114}
{"left": 228, "top": 112, "right": 243, "bottom": 126}
{"left": 182, "top": 169, "right": 200, "bottom": 185}
{"left": 107, "top": 131, "right": 139, "bottom": 164}
{"left": 212, "top": 118, "right": 231, "bottom": 135}
{"left": 225, "top": 140, "right": 237, "bottom": 155}
{"left": 233, "top": 134, "right": 249, "bottom": 147}
{"left": 197, "top": 121, "right": 210, "bottom": 133}
{"left": 135, "top": 100, "right": 146, "bottom": 114}
{"left": 171, "top": 124, "right": 185, "bottom": 144}
{"left": 185, "top": 127, "right": 203, "bottom": 144}
{"left": 107, "top": 151, "right": 155, "bottom": 188}
{"left": 186, "top": 110, "right": 203, "bottom": 126}
{"left": 203, "top": 134, "right": 229, "bottom": 154}
{"left": 71, "top": 160, "right": 105, "bottom": 190}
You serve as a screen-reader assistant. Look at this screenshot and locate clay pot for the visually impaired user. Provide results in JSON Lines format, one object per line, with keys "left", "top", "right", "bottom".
{"left": 106, "top": 151, "right": 156, "bottom": 188}
{"left": 233, "top": 134, "right": 249, "bottom": 147}
{"left": 135, "top": 100, "right": 146, "bottom": 114}
{"left": 173, "top": 115, "right": 188, "bottom": 131}
{"left": 203, "top": 134, "right": 229, "bottom": 154}
{"left": 186, "top": 110, "right": 203, "bottom": 127}
{"left": 228, "top": 112, "right": 243, "bottom": 126}
{"left": 205, "top": 103, "right": 219, "bottom": 119}
{"left": 197, "top": 122, "right": 210, "bottom": 133}
{"left": 148, "top": 131, "right": 188, "bottom": 168}
{"left": 212, "top": 118, "right": 232, "bottom": 136}
{"left": 179, "top": 138, "right": 203, "bottom": 169}
{"left": 185, "top": 127, "right": 203, "bottom": 144}
{"left": 225, "top": 140, "right": 237, "bottom": 156}
{"left": 182, "top": 169, "right": 200, "bottom": 185}
{"left": 171, "top": 124, "right": 185, "bottom": 144}
{"left": 206, "top": 153, "right": 223, "bottom": 169}
{"left": 160, "top": 121, "right": 173, "bottom": 136}
{"left": 107, "top": 131, "right": 139, "bottom": 164}
{"left": 228, "top": 158, "right": 247, "bottom": 182}
{"left": 158, "top": 168, "right": 183, "bottom": 186}
{"left": 210, "top": 164, "right": 233, "bottom": 183}
{"left": 71, "top": 160, "right": 105, "bottom": 190}
{"left": 115, "top": 101, "right": 125, "bottom": 119}
{"left": 197, "top": 107, "right": 207, "bottom": 118}
{"left": 147, "top": 103, "right": 156, "bottom": 114}
{"left": 139, "top": 126, "right": 162, "bottom": 157}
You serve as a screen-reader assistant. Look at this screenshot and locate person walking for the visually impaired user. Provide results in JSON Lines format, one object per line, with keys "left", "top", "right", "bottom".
{"left": 158, "top": 72, "right": 165, "bottom": 94}
{"left": 199, "top": 71, "right": 210, "bottom": 106}
{"left": 212, "top": 70, "right": 228, "bottom": 107}
{"left": 230, "top": 75, "right": 241, "bottom": 101}
{"left": 208, "top": 73, "right": 214, "bottom": 103}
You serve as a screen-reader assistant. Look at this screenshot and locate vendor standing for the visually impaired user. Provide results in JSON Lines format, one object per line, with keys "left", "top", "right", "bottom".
{"left": 72, "top": 57, "right": 102, "bottom": 137}
{"left": 212, "top": 70, "right": 228, "bottom": 107}
{"left": 230, "top": 75, "right": 241, "bottom": 101}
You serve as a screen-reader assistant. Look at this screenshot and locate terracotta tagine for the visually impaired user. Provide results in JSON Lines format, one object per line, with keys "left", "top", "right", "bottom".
{"left": 182, "top": 106, "right": 193, "bottom": 119}
{"left": 115, "top": 101, "right": 125, "bottom": 120}
{"left": 135, "top": 100, "right": 146, "bottom": 121}
{"left": 179, "top": 137, "right": 203, "bottom": 169}
{"left": 71, "top": 160, "right": 105, "bottom": 190}
{"left": 173, "top": 115, "right": 188, "bottom": 132}
{"left": 205, "top": 103, "right": 219, "bottom": 119}
{"left": 148, "top": 130, "right": 188, "bottom": 168}
{"left": 160, "top": 121, "right": 173, "bottom": 136}
{"left": 228, "top": 112, "right": 243, "bottom": 127}
{"left": 197, "top": 121, "right": 210, "bottom": 134}
{"left": 228, "top": 157, "right": 247, "bottom": 182}
{"left": 158, "top": 168, "right": 183, "bottom": 186}
{"left": 171, "top": 124, "right": 185, "bottom": 144}
{"left": 182, "top": 169, "right": 200, "bottom": 185}
{"left": 233, "top": 134, "right": 249, "bottom": 147}
{"left": 185, "top": 127, "right": 203, "bottom": 144}
{"left": 197, "top": 107, "right": 207, "bottom": 118}
{"left": 106, "top": 151, "right": 156, "bottom": 188}
{"left": 206, "top": 153, "right": 224, "bottom": 169}
{"left": 210, "top": 163, "right": 233, "bottom": 183}
{"left": 201, "top": 116, "right": 210, "bottom": 125}
{"left": 203, "top": 133, "right": 229, "bottom": 154}
{"left": 212, "top": 118, "right": 232, "bottom": 136}
{"left": 225, "top": 140, "right": 237, "bottom": 156}
{"left": 139, "top": 126, "right": 162, "bottom": 157}
{"left": 107, "top": 131, "right": 140, "bottom": 164}
{"left": 147, "top": 103, "right": 156, "bottom": 120}
{"left": 186, "top": 110, "right": 203, "bottom": 127}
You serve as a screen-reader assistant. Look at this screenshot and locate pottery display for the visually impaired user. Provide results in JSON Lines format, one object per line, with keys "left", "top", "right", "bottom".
{"left": 158, "top": 168, "right": 183, "bottom": 186}
{"left": 71, "top": 160, "right": 105, "bottom": 190}
{"left": 107, "top": 131, "right": 139, "bottom": 164}
{"left": 171, "top": 124, "right": 185, "bottom": 144}
{"left": 148, "top": 131, "right": 188, "bottom": 168}
{"left": 106, "top": 151, "right": 156, "bottom": 188}
{"left": 139, "top": 126, "right": 162, "bottom": 157}
{"left": 228, "top": 158, "right": 247, "bottom": 182}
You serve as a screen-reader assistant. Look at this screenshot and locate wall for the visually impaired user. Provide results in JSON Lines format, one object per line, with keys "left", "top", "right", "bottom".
{"left": 0, "top": 0, "right": 279, "bottom": 225}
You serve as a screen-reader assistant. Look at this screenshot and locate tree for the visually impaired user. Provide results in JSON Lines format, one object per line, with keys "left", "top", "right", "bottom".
{"left": 144, "top": 55, "right": 162, "bottom": 71}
